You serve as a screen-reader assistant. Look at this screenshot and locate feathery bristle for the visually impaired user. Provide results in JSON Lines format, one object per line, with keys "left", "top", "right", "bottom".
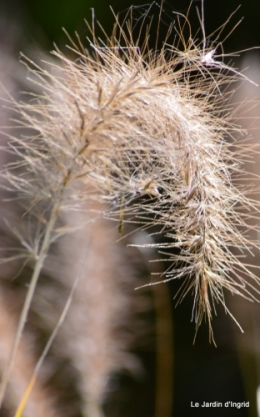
{"left": 0, "top": 2, "right": 259, "bottom": 413}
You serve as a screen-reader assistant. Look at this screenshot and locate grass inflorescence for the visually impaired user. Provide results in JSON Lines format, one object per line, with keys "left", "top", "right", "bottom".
{"left": 0, "top": 1, "right": 260, "bottom": 414}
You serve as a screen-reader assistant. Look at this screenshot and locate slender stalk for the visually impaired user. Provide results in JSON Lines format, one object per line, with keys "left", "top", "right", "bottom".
{"left": 0, "top": 203, "right": 60, "bottom": 406}
{"left": 14, "top": 242, "right": 91, "bottom": 417}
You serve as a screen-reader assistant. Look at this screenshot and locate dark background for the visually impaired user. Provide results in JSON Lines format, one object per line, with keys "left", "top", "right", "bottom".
{"left": 0, "top": 0, "right": 260, "bottom": 52}
{"left": 1, "top": 0, "right": 260, "bottom": 52}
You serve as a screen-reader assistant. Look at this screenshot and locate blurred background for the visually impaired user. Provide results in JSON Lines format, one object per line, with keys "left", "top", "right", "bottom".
{"left": 1, "top": 0, "right": 260, "bottom": 53}
{"left": 0, "top": 1, "right": 260, "bottom": 417}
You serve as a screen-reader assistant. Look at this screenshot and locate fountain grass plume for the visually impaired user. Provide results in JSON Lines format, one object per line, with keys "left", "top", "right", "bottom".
{"left": 1, "top": 1, "right": 260, "bottom": 412}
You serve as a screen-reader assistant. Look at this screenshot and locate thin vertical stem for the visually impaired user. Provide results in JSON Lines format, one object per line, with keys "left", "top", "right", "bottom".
{"left": 0, "top": 203, "right": 60, "bottom": 407}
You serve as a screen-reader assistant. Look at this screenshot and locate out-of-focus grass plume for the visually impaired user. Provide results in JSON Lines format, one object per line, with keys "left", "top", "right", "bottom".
{"left": 0, "top": 2, "right": 260, "bottom": 416}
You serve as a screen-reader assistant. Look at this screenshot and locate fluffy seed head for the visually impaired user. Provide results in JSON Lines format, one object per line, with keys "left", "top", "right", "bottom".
{"left": 2, "top": 2, "right": 260, "bottom": 353}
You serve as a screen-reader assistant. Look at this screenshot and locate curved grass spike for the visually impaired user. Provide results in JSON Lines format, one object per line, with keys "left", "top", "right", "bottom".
{"left": 1, "top": 0, "right": 260, "bottom": 414}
